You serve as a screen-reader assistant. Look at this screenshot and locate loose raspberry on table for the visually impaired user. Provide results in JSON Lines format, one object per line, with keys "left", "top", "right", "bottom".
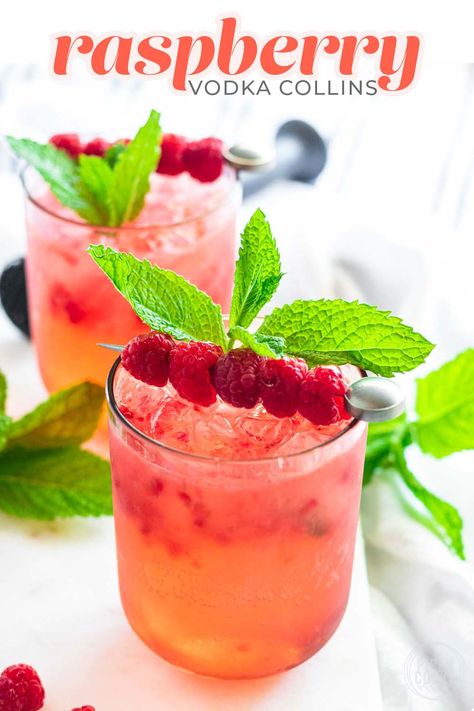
{"left": 49, "top": 133, "right": 82, "bottom": 159}
{"left": 213, "top": 349, "right": 262, "bottom": 409}
{"left": 0, "top": 664, "right": 45, "bottom": 711}
{"left": 298, "top": 367, "right": 350, "bottom": 425}
{"left": 82, "top": 137, "right": 110, "bottom": 157}
{"left": 70, "top": 706, "right": 96, "bottom": 711}
{"left": 169, "top": 341, "right": 223, "bottom": 406}
{"left": 183, "top": 137, "right": 224, "bottom": 183}
{"left": 157, "top": 134, "right": 187, "bottom": 175}
{"left": 260, "top": 356, "right": 308, "bottom": 418}
{"left": 122, "top": 332, "right": 174, "bottom": 387}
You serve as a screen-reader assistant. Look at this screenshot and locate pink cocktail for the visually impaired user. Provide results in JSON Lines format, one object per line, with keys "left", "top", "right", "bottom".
{"left": 107, "top": 360, "right": 367, "bottom": 679}
{"left": 23, "top": 167, "right": 240, "bottom": 395}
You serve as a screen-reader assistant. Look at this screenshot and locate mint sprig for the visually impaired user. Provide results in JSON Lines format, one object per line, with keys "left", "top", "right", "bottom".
{"left": 6, "top": 109, "right": 162, "bottom": 228}
{"left": 88, "top": 208, "right": 433, "bottom": 378}
{"left": 363, "top": 350, "right": 474, "bottom": 560}
{"left": 0, "top": 374, "right": 111, "bottom": 520}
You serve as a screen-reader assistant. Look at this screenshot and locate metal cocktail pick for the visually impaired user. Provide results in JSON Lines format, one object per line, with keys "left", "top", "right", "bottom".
{"left": 344, "top": 376, "right": 405, "bottom": 423}
{"left": 99, "top": 344, "right": 404, "bottom": 424}
{"left": 223, "top": 144, "right": 275, "bottom": 170}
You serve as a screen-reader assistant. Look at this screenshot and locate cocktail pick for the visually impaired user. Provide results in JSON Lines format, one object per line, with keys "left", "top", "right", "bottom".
{"left": 223, "top": 144, "right": 275, "bottom": 171}
{"left": 97, "top": 343, "right": 124, "bottom": 352}
{"left": 98, "top": 346, "right": 404, "bottom": 424}
{"left": 344, "top": 377, "right": 405, "bottom": 423}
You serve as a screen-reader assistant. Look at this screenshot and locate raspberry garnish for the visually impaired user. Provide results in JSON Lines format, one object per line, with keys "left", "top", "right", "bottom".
{"left": 213, "top": 349, "right": 262, "bottom": 409}
{"left": 169, "top": 341, "right": 223, "bottom": 406}
{"left": 49, "top": 133, "right": 82, "bottom": 159}
{"left": 122, "top": 332, "right": 174, "bottom": 387}
{"left": 0, "top": 664, "right": 45, "bottom": 711}
{"left": 183, "top": 137, "right": 224, "bottom": 183}
{"left": 298, "top": 367, "right": 350, "bottom": 425}
{"left": 82, "top": 137, "right": 110, "bottom": 157}
{"left": 260, "top": 356, "right": 308, "bottom": 418}
{"left": 70, "top": 707, "right": 95, "bottom": 711}
{"left": 157, "top": 134, "right": 187, "bottom": 176}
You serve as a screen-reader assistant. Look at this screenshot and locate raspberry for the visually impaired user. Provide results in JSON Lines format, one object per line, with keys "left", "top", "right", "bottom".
{"left": 169, "top": 341, "right": 223, "bottom": 406}
{"left": 260, "top": 356, "right": 308, "bottom": 418}
{"left": 49, "top": 133, "right": 82, "bottom": 159}
{"left": 0, "top": 664, "right": 45, "bottom": 711}
{"left": 70, "top": 707, "right": 95, "bottom": 711}
{"left": 183, "top": 137, "right": 224, "bottom": 183}
{"left": 157, "top": 134, "right": 187, "bottom": 175}
{"left": 213, "top": 349, "right": 262, "bottom": 409}
{"left": 298, "top": 367, "right": 350, "bottom": 426}
{"left": 122, "top": 332, "right": 174, "bottom": 387}
{"left": 50, "top": 284, "right": 86, "bottom": 324}
{"left": 82, "top": 137, "right": 110, "bottom": 157}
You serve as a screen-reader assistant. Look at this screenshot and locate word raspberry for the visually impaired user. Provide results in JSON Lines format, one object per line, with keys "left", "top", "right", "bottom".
{"left": 169, "top": 341, "right": 223, "bottom": 406}
{"left": 260, "top": 356, "right": 308, "bottom": 418}
{"left": 122, "top": 332, "right": 174, "bottom": 387}
{"left": 213, "top": 348, "right": 262, "bottom": 409}
{"left": 0, "top": 664, "right": 45, "bottom": 711}
{"left": 298, "top": 367, "right": 350, "bottom": 425}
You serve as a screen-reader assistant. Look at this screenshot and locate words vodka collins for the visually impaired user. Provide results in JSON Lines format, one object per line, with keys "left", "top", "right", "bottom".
{"left": 51, "top": 16, "right": 421, "bottom": 96}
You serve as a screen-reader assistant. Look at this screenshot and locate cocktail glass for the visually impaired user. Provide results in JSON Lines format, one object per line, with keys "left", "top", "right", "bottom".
{"left": 106, "top": 357, "right": 367, "bottom": 679}
{"left": 23, "top": 166, "right": 240, "bottom": 395}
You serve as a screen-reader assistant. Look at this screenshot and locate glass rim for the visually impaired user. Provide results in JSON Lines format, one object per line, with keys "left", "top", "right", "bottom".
{"left": 106, "top": 356, "right": 364, "bottom": 465}
{"left": 20, "top": 164, "right": 239, "bottom": 232}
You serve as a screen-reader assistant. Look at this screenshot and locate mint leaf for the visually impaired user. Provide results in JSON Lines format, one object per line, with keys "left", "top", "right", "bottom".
{"left": 88, "top": 245, "right": 228, "bottom": 348}
{"left": 6, "top": 136, "right": 98, "bottom": 220}
{"left": 6, "top": 382, "right": 104, "bottom": 451}
{"left": 228, "top": 326, "right": 285, "bottom": 358}
{"left": 0, "top": 447, "right": 112, "bottom": 519}
{"left": 105, "top": 142, "right": 127, "bottom": 168}
{"left": 413, "top": 348, "right": 474, "bottom": 458}
{"left": 229, "top": 209, "right": 283, "bottom": 329}
{"left": 0, "top": 372, "right": 10, "bottom": 450}
{"left": 258, "top": 299, "right": 434, "bottom": 376}
{"left": 112, "top": 109, "right": 162, "bottom": 225}
{"left": 0, "top": 371, "right": 7, "bottom": 412}
{"left": 78, "top": 154, "right": 117, "bottom": 226}
{"left": 392, "top": 441, "right": 465, "bottom": 559}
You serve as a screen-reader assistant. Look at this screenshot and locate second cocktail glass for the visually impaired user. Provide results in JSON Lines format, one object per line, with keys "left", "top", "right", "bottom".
{"left": 23, "top": 166, "right": 240, "bottom": 394}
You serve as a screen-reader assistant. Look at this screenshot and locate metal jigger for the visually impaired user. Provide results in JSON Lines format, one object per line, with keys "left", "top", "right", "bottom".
{"left": 344, "top": 377, "right": 405, "bottom": 423}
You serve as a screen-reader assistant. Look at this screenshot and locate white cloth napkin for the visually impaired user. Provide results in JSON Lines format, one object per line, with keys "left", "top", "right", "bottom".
{"left": 244, "top": 180, "right": 474, "bottom": 711}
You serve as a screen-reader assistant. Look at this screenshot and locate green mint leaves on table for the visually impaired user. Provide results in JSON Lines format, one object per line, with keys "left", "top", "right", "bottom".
{"left": 0, "top": 376, "right": 112, "bottom": 520}
{"left": 363, "top": 349, "right": 474, "bottom": 560}
{"left": 6, "top": 109, "right": 162, "bottom": 228}
{"left": 413, "top": 348, "right": 474, "bottom": 458}
{"left": 89, "top": 208, "right": 434, "bottom": 376}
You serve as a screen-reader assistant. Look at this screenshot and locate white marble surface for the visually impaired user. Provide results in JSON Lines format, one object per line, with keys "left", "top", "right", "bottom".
{"left": 0, "top": 514, "right": 381, "bottom": 711}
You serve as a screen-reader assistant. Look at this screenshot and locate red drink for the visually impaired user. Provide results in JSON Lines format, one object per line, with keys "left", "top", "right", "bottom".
{"left": 23, "top": 167, "right": 240, "bottom": 394}
{"left": 107, "top": 360, "right": 367, "bottom": 679}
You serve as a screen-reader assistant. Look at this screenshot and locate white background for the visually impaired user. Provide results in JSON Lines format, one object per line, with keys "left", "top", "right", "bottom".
{"left": 1, "top": 3, "right": 474, "bottom": 711}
